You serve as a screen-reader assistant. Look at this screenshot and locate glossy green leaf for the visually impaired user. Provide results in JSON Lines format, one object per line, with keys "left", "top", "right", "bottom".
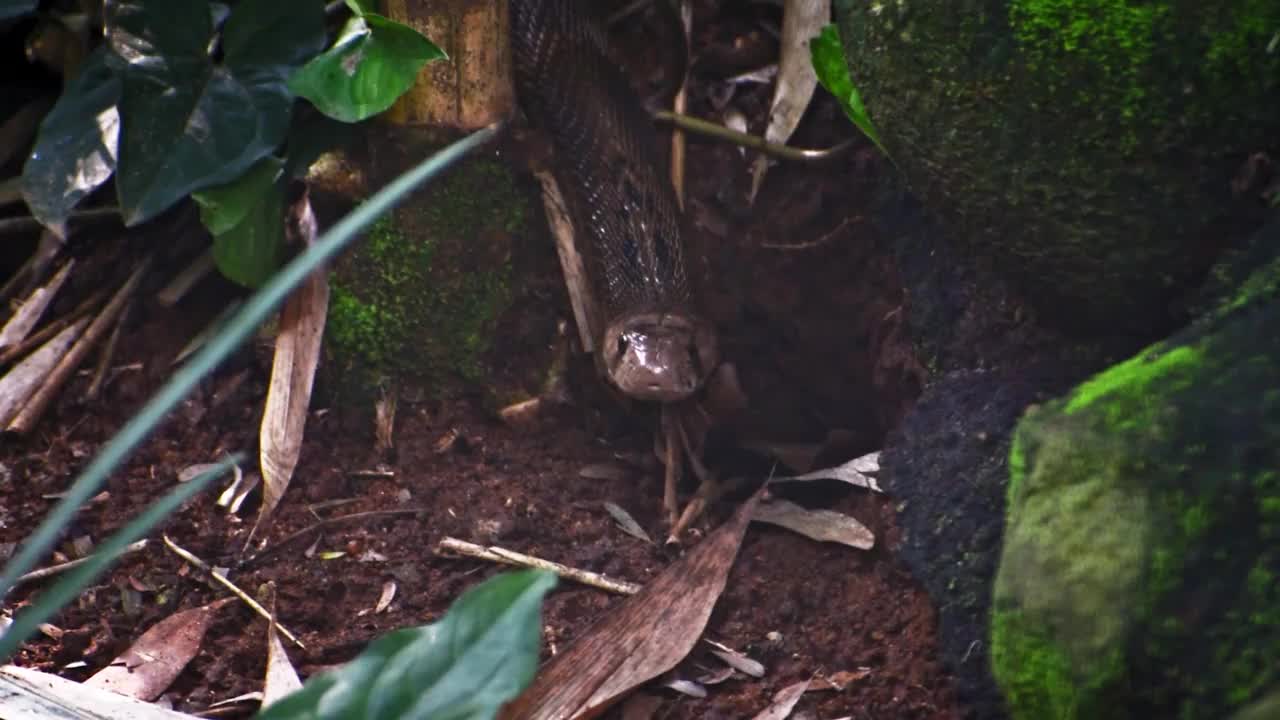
{"left": 288, "top": 12, "right": 445, "bottom": 123}
{"left": 104, "top": 0, "right": 325, "bottom": 226}
{"left": 193, "top": 157, "right": 287, "bottom": 288}
{"left": 0, "top": 0, "right": 37, "bottom": 21}
{"left": 20, "top": 46, "right": 121, "bottom": 236}
{"left": 256, "top": 569, "right": 556, "bottom": 720}
{"left": 810, "top": 24, "right": 888, "bottom": 157}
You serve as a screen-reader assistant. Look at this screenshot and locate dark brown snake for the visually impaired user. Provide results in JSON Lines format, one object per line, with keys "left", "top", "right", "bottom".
{"left": 510, "top": 0, "right": 718, "bottom": 403}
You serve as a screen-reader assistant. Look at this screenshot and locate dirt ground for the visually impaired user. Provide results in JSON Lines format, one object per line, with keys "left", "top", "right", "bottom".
{"left": 0, "top": 2, "right": 963, "bottom": 718}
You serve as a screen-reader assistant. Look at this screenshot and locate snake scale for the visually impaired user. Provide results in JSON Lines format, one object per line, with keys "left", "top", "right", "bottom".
{"left": 510, "top": 0, "right": 718, "bottom": 402}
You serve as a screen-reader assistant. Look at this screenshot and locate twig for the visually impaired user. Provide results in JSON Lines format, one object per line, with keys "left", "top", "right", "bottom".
{"left": 8, "top": 257, "right": 152, "bottom": 434}
{"left": 239, "top": 508, "right": 425, "bottom": 569}
{"left": 668, "top": 0, "right": 692, "bottom": 208}
{"left": 653, "top": 110, "right": 856, "bottom": 162}
{"left": 162, "top": 535, "right": 306, "bottom": 649}
{"left": 10, "top": 540, "right": 148, "bottom": 588}
{"left": 84, "top": 296, "right": 132, "bottom": 401}
{"left": 436, "top": 537, "right": 641, "bottom": 595}
{"left": 156, "top": 249, "right": 216, "bottom": 307}
{"left": 761, "top": 216, "right": 861, "bottom": 250}
{"left": 534, "top": 169, "right": 600, "bottom": 352}
{"left": 0, "top": 207, "right": 121, "bottom": 237}
{"left": 606, "top": 0, "right": 653, "bottom": 26}
{"left": 0, "top": 287, "right": 108, "bottom": 368}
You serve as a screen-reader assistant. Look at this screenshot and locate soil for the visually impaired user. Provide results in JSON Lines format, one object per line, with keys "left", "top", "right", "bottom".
{"left": 1, "top": 2, "right": 963, "bottom": 718}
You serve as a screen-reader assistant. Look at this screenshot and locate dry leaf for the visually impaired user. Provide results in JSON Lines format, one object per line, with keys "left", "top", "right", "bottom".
{"left": 603, "top": 502, "right": 652, "bottom": 544}
{"left": 752, "top": 499, "right": 874, "bottom": 550}
{"left": 375, "top": 580, "right": 397, "bottom": 614}
{"left": 0, "top": 260, "right": 73, "bottom": 350}
{"left": 750, "top": 679, "right": 811, "bottom": 720}
{"left": 0, "top": 317, "right": 87, "bottom": 427}
{"left": 85, "top": 598, "right": 234, "bottom": 700}
{"left": 261, "top": 589, "right": 303, "bottom": 710}
{"left": 663, "top": 678, "right": 706, "bottom": 698}
{"left": 252, "top": 195, "right": 328, "bottom": 543}
{"left": 0, "top": 665, "right": 198, "bottom": 719}
{"left": 706, "top": 641, "right": 765, "bottom": 678}
{"left": 500, "top": 489, "right": 765, "bottom": 720}
{"left": 749, "top": 0, "right": 830, "bottom": 202}
{"left": 770, "top": 452, "right": 882, "bottom": 492}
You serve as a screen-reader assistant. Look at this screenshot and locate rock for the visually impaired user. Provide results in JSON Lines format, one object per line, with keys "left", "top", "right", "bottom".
{"left": 834, "top": 0, "right": 1280, "bottom": 333}
{"left": 990, "top": 221, "right": 1280, "bottom": 719}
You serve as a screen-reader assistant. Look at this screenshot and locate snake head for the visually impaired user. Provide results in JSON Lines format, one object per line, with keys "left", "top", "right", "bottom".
{"left": 601, "top": 312, "right": 719, "bottom": 403}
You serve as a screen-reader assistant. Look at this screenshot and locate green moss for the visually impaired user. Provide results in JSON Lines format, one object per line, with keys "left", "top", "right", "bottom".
{"left": 1063, "top": 345, "right": 1199, "bottom": 422}
{"left": 1010, "top": 0, "right": 1167, "bottom": 143}
{"left": 325, "top": 157, "right": 527, "bottom": 401}
{"left": 991, "top": 608, "right": 1125, "bottom": 720}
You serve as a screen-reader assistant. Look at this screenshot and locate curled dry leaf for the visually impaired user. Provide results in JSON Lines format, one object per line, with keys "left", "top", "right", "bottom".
{"left": 85, "top": 598, "right": 235, "bottom": 701}
{"left": 770, "top": 451, "right": 882, "bottom": 492}
{"left": 375, "top": 580, "right": 397, "bottom": 613}
{"left": 752, "top": 498, "right": 874, "bottom": 550}
{"left": 663, "top": 678, "right": 707, "bottom": 698}
{"left": 499, "top": 489, "right": 765, "bottom": 720}
{"left": 696, "top": 665, "right": 736, "bottom": 685}
{"left": 748, "top": 0, "right": 830, "bottom": 202}
{"left": 706, "top": 641, "right": 765, "bottom": 678}
{"left": 252, "top": 195, "right": 327, "bottom": 544}
{"left": 261, "top": 588, "right": 303, "bottom": 710}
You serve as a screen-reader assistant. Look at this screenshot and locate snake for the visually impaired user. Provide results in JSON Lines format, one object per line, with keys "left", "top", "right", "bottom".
{"left": 510, "top": 0, "right": 719, "bottom": 403}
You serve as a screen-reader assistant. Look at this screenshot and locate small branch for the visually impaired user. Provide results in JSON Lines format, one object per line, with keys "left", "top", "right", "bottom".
{"left": 436, "top": 537, "right": 640, "bottom": 595}
{"left": 239, "top": 508, "right": 425, "bottom": 569}
{"left": 162, "top": 535, "right": 306, "bottom": 649}
{"left": 11, "top": 540, "right": 148, "bottom": 588}
{"left": 653, "top": 110, "right": 856, "bottom": 162}
{"left": 0, "top": 207, "right": 121, "bottom": 237}
{"left": 0, "top": 287, "right": 108, "bottom": 368}
{"left": 8, "top": 257, "right": 152, "bottom": 434}
{"left": 84, "top": 296, "right": 132, "bottom": 401}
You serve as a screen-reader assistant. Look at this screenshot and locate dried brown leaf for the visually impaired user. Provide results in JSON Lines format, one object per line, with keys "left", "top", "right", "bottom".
{"left": 752, "top": 499, "right": 874, "bottom": 550}
{"left": 500, "top": 489, "right": 764, "bottom": 720}
{"left": 253, "top": 197, "right": 327, "bottom": 542}
{"left": 85, "top": 598, "right": 234, "bottom": 700}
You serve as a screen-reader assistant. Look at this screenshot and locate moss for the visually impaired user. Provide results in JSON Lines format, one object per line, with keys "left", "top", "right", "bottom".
{"left": 834, "top": 0, "right": 1280, "bottom": 332}
{"left": 325, "top": 157, "right": 527, "bottom": 402}
{"left": 992, "top": 298, "right": 1280, "bottom": 718}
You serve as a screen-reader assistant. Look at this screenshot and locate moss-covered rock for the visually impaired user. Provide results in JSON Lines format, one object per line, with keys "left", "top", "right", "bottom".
{"left": 324, "top": 151, "right": 531, "bottom": 407}
{"left": 990, "top": 225, "right": 1280, "bottom": 718}
{"left": 833, "top": 0, "right": 1280, "bottom": 333}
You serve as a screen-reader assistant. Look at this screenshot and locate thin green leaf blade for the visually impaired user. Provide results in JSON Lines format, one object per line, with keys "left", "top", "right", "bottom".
{"left": 288, "top": 13, "right": 445, "bottom": 124}
{"left": 256, "top": 569, "right": 557, "bottom": 720}
{"left": 20, "top": 46, "right": 121, "bottom": 235}
{"left": 810, "top": 23, "right": 889, "bottom": 157}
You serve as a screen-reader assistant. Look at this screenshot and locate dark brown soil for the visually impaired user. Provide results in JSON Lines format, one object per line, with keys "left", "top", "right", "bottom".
{"left": 0, "top": 2, "right": 963, "bottom": 718}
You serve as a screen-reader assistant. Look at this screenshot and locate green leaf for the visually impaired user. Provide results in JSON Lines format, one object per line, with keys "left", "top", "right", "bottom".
{"left": 344, "top": 0, "right": 377, "bottom": 15}
{"left": 193, "top": 157, "right": 287, "bottom": 288}
{"left": 811, "top": 24, "right": 889, "bottom": 157}
{"left": 20, "top": 46, "right": 121, "bottom": 235}
{"left": 104, "top": 0, "right": 326, "bottom": 226}
{"left": 256, "top": 570, "right": 557, "bottom": 720}
{"left": 288, "top": 13, "right": 445, "bottom": 123}
{"left": 193, "top": 156, "right": 283, "bottom": 235}
{"left": 0, "top": 0, "right": 37, "bottom": 21}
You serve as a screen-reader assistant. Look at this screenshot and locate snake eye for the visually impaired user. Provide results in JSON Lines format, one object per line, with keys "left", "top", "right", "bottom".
{"left": 614, "top": 334, "right": 630, "bottom": 360}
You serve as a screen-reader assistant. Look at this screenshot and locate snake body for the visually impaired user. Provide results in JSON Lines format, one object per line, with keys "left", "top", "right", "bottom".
{"left": 510, "top": 0, "right": 718, "bottom": 402}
